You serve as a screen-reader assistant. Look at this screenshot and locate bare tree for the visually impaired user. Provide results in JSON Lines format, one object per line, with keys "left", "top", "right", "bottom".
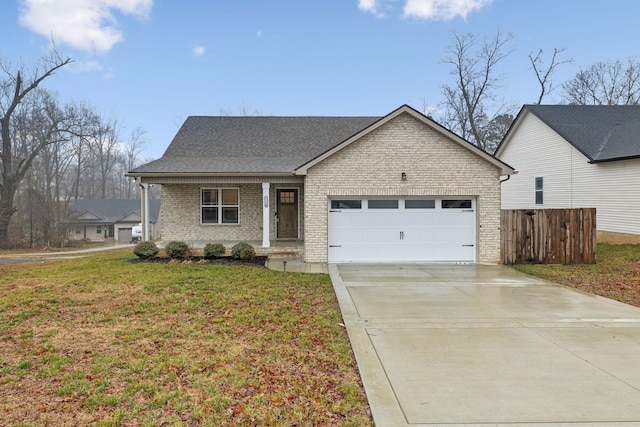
{"left": 90, "top": 118, "right": 122, "bottom": 199}
{"left": 562, "top": 57, "right": 640, "bottom": 105}
{"left": 66, "top": 102, "right": 101, "bottom": 200}
{"left": 0, "top": 50, "right": 73, "bottom": 248}
{"left": 529, "top": 47, "right": 572, "bottom": 104}
{"left": 124, "top": 127, "right": 147, "bottom": 198}
{"left": 440, "top": 29, "right": 516, "bottom": 152}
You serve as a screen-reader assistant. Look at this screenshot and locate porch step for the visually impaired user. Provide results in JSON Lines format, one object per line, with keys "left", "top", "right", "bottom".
{"left": 256, "top": 247, "right": 303, "bottom": 257}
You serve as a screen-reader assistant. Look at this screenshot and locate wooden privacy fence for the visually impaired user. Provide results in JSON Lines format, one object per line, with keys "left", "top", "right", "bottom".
{"left": 501, "top": 208, "right": 596, "bottom": 265}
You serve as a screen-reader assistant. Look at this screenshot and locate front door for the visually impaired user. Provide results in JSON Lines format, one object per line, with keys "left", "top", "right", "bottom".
{"left": 277, "top": 189, "right": 298, "bottom": 238}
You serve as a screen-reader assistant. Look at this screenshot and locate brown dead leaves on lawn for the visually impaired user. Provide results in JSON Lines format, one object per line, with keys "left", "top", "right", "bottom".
{"left": 514, "top": 243, "right": 640, "bottom": 308}
{"left": 0, "top": 251, "right": 372, "bottom": 426}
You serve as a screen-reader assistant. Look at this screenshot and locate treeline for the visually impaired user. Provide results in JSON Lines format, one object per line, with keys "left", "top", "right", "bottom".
{"left": 11, "top": 117, "right": 156, "bottom": 248}
{"left": 1, "top": 52, "right": 157, "bottom": 248}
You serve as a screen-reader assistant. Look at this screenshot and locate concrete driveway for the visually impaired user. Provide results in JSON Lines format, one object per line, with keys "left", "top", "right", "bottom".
{"left": 329, "top": 263, "right": 640, "bottom": 427}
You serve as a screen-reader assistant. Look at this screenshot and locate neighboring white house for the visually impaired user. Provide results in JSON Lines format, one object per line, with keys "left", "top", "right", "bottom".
{"left": 127, "top": 105, "right": 515, "bottom": 263}
{"left": 69, "top": 199, "right": 162, "bottom": 243}
{"left": 495, "top": 104, "right": 640, "bottom": 243}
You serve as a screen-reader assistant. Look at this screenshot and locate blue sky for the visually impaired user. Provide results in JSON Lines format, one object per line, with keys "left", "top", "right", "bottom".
{"left": 3, "top": 0, "right": 640, "bottom": 160}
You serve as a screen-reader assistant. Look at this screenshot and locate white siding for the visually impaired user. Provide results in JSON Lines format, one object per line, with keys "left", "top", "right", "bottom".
{"left": 499, "top": 111, "right": 640, "bottom": 236}
{"left": 572, "top": 159, "right": 640, "bottom": 235}
{"left": 500, "top": 112, "right": 576, "bottom": 209}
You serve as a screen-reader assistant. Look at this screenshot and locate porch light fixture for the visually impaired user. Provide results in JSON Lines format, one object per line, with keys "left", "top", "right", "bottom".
{"left": 401, "top": 172, "right": 407, "bottom": 181}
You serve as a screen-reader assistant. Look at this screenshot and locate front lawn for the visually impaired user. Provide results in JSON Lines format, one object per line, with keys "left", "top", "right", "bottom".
{"left": 0, "top": 250, "right": 372, "bottom": 426}
{"left": 513, "top": 243, "right": 640, "bottom": 308}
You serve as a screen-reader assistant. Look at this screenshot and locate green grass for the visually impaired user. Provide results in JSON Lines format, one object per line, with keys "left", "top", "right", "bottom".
{"left": 512, "top": 243, "right": 640, "bottom": 307}
{"left": 0, "top": 250, "right": 372, "bottom": 426}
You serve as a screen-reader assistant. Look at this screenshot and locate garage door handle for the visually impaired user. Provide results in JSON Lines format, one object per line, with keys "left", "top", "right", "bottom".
{"left": 400, "top": 231, "right": 404, "bottom": 240}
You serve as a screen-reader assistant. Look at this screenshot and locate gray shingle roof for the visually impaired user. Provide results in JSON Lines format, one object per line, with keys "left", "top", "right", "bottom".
{"left": 71, "top": 199, "right": 160, "bottom": 223}
{"left": 523, "top": 105, "right": 640, "bottom": 162}
{"left": 131, "top": 116, "right": 381, "bottom": 174}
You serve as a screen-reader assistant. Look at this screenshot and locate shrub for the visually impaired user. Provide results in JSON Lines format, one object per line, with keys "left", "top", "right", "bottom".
{"left": 231, "top": 242, "right": 254, "bottom": 260}
{"left": 239, "top": 247, "right": 256, "bottom": 261}
{"left": 133, "top": 241, "right": 159, "bottom": 259}
{"left": 204, "top": 243, "right": 226, "bottom": 259}
{"left": 164, "top": 240, "right": 191, "bottom": 259}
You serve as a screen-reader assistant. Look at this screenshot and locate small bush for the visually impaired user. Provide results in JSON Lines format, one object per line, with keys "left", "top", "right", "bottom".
{"left": 204, "top": 243, "right": 226, "bottom": 259}
{"left": 239, "top": 247, "right": 256, "bottom": 261}
{"left": 164, "top": 240, "right": 191, "bottom": 259}
{"left": 231, "top": 242, "right": 254, "bottom": 260}
{"left": 133, "top": 241, "right": 159, "bottom": 259}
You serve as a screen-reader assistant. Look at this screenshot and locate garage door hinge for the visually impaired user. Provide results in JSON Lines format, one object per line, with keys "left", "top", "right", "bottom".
{"left": 329, "top": 210, "right": 341, "bottom": 213}
{"left": 329, "top": 245, "right": 342, "bottom": 248}
{"left": 462, "top": 244, "right": 475, "bottom": 247}
{"left": 463, "top": 209, "right": 474, "bottom": 212}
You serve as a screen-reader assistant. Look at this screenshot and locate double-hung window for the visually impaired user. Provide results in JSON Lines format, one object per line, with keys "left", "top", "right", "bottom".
{"left": 201, "top": 188, "right": 239, "bottom": 224}
{"left": 535, "top": 177, "right": 544, "bottom": 205}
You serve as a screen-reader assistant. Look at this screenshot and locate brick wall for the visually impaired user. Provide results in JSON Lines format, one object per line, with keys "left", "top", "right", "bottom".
{"left": 304, "top": 112, "right": 502, "bottom": 263}
{"left": 160, "top": 183, "right": 304, "bottom": 242}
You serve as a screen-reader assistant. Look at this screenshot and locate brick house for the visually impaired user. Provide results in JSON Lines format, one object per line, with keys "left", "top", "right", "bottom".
{"left": 127, "top": 105, "right": 514, "bottom": 263}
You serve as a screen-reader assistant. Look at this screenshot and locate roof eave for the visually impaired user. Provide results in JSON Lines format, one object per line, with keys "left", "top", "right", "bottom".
{"left": 589, "top": 154, "right": 640, "bottom": 164}
{"left": 126, "top": 171, "right": 295, "bottom": 178}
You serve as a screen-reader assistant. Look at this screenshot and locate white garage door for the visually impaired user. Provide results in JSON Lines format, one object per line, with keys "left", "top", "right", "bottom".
{"left": 328, "top": 198, "right": 476, "bottom": 263}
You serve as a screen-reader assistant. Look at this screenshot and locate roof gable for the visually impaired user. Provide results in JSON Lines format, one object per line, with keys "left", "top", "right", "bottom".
{"left": 295, "top": 105, "right": 515, "bottom": 175}
{"left": 75, "top": 210, "right": 103, "bottom": 221}
{"left": 117, "top": 211, "right": 142, "bottom": 223}
{"left": 496, "top": 105, "right": 640, "bottom": 162}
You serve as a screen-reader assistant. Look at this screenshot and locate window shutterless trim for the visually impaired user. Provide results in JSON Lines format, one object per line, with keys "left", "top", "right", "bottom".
{"left": 535, "top": 177, "right": 544, "bottom": 205}
{"left": 201, "top": 187, "right": 240, "bottom": 225}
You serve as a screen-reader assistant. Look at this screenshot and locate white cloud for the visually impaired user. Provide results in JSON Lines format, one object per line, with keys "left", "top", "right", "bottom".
{"left": 257, "top": 29, "right": 263, "bottom": 38}
{"left": 358, "top": 0, "right": 493, "bottom": 20}
{"left": 358, "top": 0, "right": 377, "bottom": 13}
{"left": 358, "top": 0, "right": 385, "bottom": 17}
{"left": 192, "top": 44, "right": 206, "bottom": 57}
{"left": 18, "top": 0, "right": 153, "bottom": 55}
{"left": 403, "top": 0, "right": 493, "bottom": 20}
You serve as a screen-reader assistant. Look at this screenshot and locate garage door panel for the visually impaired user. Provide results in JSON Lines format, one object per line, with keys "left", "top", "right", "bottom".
{"left": 328, "top": 198, "right": 476, "bottom": 263}
{"left": 331, "top": 229, "right": 401, "bottom": 246}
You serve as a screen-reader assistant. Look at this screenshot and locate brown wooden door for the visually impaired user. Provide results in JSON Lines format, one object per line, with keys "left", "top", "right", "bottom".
{"left": 277, "top": 189, "right": 298, "bottom": 238}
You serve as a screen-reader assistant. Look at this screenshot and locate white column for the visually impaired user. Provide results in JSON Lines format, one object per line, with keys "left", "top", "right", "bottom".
{"left": 137, "top": 178, "right": 150, "bottom": 241}
{"left": 262, "top": 182, "right": 270, "bottom": 247}
{"left": 142, "top": 183, "right": 150, "bottom": 241}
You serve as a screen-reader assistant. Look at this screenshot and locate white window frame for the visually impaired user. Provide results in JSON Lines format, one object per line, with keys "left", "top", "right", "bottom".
{"left": 201, "top": 188, "right": 240, "bottom": 225}
{"left": 535, "top": 177, "right": 544, "bottom": 205}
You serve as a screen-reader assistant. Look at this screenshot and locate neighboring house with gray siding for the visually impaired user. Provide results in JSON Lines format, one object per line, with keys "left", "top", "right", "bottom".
{"left": 127, "top": 105, "right": 514, "bottom": 263}
{"left": 69, "top": 199, "right": 161, "bottom": 243}
{"left": 496, "top": 104, "right": 640, "bottom": 243}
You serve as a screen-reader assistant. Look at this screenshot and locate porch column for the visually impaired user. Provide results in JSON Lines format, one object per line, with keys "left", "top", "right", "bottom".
{"left": 142, "top": 183, "right": 150, "bottom": 241}
{"left": 262, "top": 182, "right": 270, "bottom": 248}
{"left": 137, "top": 178, "right": 150, "bottom": 241}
